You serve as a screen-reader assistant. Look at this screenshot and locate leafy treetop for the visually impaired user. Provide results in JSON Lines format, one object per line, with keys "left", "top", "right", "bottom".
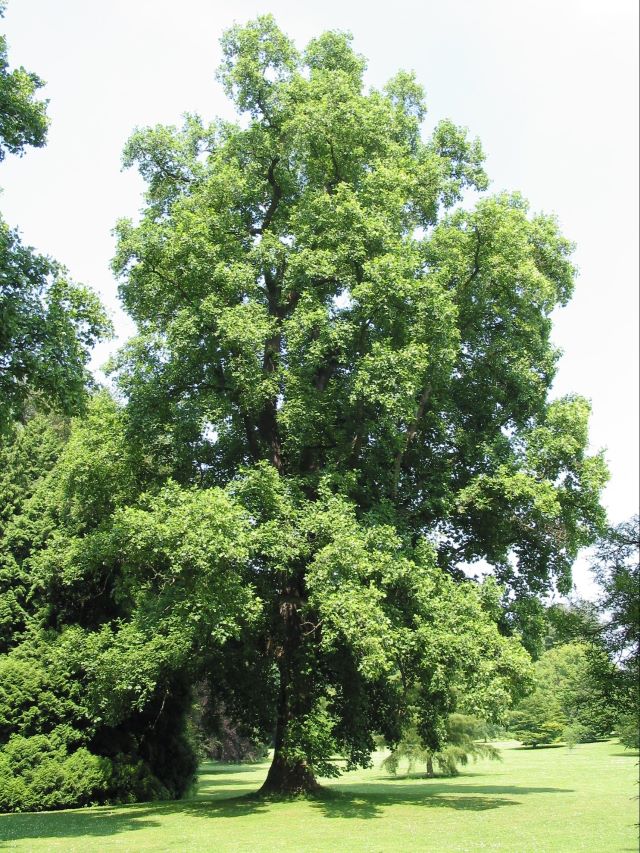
{"left": 114, "top": 15, "right": 606, "bottom": 601}
{"left": 0, "top": 1, "right": 48, "bottom": 160}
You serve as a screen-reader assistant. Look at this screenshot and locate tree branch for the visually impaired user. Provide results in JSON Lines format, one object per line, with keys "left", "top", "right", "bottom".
{"left": 243, "top": 414, "right": 261, "bottom": 462}
{"left": 252, "top": 157, "right": 283, "bottom": 236}
{"left": 463, "top": 225, "right": 482, "bottom": 288}
{"left": 392, "top": 383, "right": 432, "bottom": 497}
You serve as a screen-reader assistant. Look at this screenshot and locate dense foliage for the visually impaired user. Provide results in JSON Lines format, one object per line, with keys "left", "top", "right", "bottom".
{"left": 0, "top": 15, "right": 610, "bottom": 807}
{"left": 109, "top": 16, "right": 605, "bottom": 792}
{"left": 576, "top": 519, "right": 639, "bottom": 749}
{"left": 509, "top": 641, "right": 617, "bottom": 747}
{"left": 524, "top": 519, "right": 639, "bottom": 750}
{"left": 0, "top": 224, "right": 110, "bottom": 430}
{"left": 0, "top": 401, "right": 200, "bottom": 810}
{"left": 590, "top": 516, "right": 639, "bottom": 733}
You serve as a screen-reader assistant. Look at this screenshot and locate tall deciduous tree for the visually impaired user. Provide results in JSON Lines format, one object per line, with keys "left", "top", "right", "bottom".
{"left": 106, "top": 16, "right": 607, "bottom": 794}
{"left": 542, "top": 520, "right": 639, "bottom": 747}
{"left": 591, "top": 517, "right": 639, "bottom": 744}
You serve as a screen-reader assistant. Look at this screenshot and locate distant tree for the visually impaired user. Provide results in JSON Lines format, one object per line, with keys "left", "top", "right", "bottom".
{"left": 562, "top": 721, "right": 588, "bottom": 750}
{"left": 382, "top": 714, "right": 500, "bottom": 777}
{"left": 590, "top": 517, "right": 639, "bottom": 747}
{"left": 545, "top": 600, "right": 602, "bottom": 649}
{"left": 615, "top": 715, "right": 639, "bottom": 751}
{"left": 591, "top": 518, "right": 639, "bottom": 668}
{"left": 542, "top": 521, "right": 639, "bottom": 748}
{"left": 510, "top": 641, "right": 616, "bottom": 746}
{"left": 509, "top": 690, "right": 565, "bottom": 748}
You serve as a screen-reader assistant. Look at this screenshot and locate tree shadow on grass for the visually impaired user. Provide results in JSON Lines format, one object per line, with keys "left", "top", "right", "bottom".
{"left": 0, "top": 790, "right": 509, "bottom": 846}
{"left": 0, "top": 797, "right": 270, "bottom": 847}
{"left": 0, "top": 778, "right": 575, "bottom": 845}
{"left": 373, "top": 780, "right": 573, "bottom": 795}
{"left": 309, "top": 788, "right": 519, "bottom": 819}
{"left": 309, "top": 780, "right": 573, "bottom": 820}
{"left": 196, "top": 779, "right": 263, "bottom": 790}
{"left": 0, "top": 804, "right": 164, "bottom": 847}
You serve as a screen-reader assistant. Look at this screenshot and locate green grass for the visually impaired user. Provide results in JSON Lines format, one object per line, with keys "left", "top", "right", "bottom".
{"left": 0, "top": 741, "right": 637, "bottom": 852}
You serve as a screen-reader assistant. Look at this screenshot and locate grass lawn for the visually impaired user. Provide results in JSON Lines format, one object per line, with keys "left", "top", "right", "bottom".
{"left": 0, "top": 740, "right": 637, "bottom": 852}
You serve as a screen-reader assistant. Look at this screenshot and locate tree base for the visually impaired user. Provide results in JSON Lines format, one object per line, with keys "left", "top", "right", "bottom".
{"left": 258, "top": 754, "right": 321, "bottom": 797}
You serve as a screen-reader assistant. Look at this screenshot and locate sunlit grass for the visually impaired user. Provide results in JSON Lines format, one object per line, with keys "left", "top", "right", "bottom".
{"left": 0, "top": 740, "right": 637, "bottom": 851}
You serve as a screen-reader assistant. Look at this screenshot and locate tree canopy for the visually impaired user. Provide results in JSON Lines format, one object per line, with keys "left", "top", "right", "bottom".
{"left": 113, "top": 18, "right": 605, "bottom": 597}
{"left": 109, "top": 15, "right": 606, "bottom": 793}
{"left": 591, "top": 516, "right": 639, "bottom": 670}
{"left": 0, "top": 223, "right": 110, "bottom": 430}
{"left": 589, "top": 518, "right": 639, "bottom": 746}
{"left": 0, "top": 15, "right": 609, "bottom": 805}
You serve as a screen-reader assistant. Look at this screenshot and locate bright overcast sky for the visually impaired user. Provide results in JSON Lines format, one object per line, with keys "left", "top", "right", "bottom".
{"left": 1, "top": 0, "right": 638, "bottom": 548}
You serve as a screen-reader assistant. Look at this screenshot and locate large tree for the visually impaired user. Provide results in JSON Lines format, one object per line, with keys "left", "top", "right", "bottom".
{"left": 106, "top": 17, "right": 607, "bottom": 794}
{"left": 0, "top": 400, "right": 532, "bottom": 806}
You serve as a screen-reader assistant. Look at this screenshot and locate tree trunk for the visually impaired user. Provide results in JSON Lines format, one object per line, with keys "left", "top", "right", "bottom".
{"left": 426, "top": 755, "right": 435, "bottom": 778}
{"left": 258, "top": 586, "right": 319, "bottom": 796}
{"left": 260, "top": 746, "right": 319, "bottom": 796}
{"left": 259, "top": 678, "right": 319, "bottom": 795}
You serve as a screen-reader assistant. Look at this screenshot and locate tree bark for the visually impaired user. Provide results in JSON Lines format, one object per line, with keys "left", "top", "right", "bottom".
{"left": 260, "top": 741, "right": 319, "bottom": 796}
{"left": 426, "top": 755, "right": 435, "bottom": 778}
{"left": 258, "top": 587, "right": 320, "bottom": 796}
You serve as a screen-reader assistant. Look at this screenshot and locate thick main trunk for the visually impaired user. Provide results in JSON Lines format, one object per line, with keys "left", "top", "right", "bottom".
{"left": 258, "top": 675, "right": 320, "bottom": 795}
{"left": 258, "top": 586, "right": 319, "bottom": 796}
{"left": 260, "top": 680, "right": 320, "bottom": 796}
{"left": 260, "top": 749, "right": 319, "bottom": 796}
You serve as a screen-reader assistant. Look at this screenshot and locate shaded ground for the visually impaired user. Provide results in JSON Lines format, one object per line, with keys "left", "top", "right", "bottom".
{"left": 0, "top": 741, "right": 638, "bottom": 852}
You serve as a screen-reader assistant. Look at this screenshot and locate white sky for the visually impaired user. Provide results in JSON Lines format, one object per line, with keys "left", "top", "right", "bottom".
{"left": 1, "top": 0, "right": 638, "bottom": 574}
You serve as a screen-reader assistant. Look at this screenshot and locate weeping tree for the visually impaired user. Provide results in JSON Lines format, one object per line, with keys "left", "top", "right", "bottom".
{"left": 382, "top": 714, "right": 500, "bottom": 778}
{"left": 73, "top": 16, "right": 608, "bottom": 796}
